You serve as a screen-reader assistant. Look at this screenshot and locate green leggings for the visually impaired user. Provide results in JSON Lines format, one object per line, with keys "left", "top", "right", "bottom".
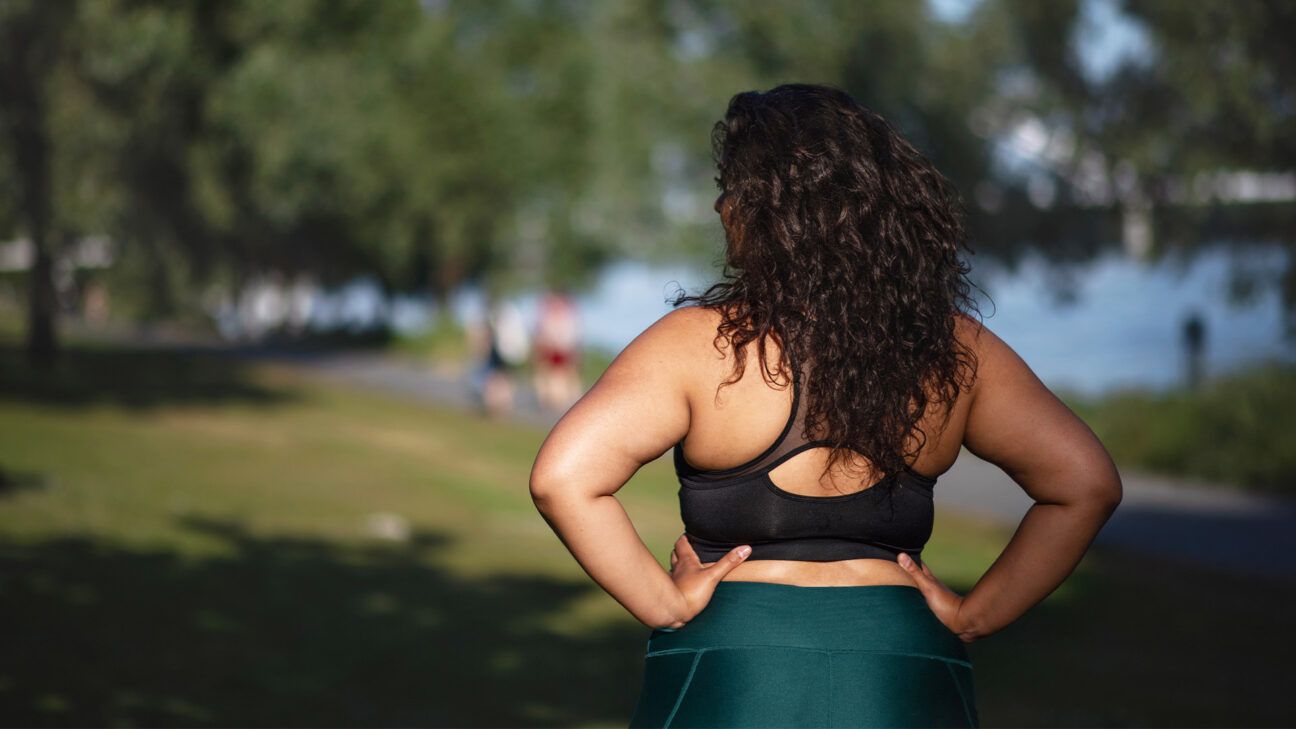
{"left": 629, "top": 581, "right": 978, "bottom": 728}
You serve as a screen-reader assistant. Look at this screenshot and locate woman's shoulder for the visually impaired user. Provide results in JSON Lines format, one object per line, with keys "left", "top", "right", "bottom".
{"left": 632, "top": 305, "right": 725, "bottom": 351}
{"left": 953, "top": 310, "right": 989, "bottom": 347}
{"left": 661, "top": 303, "right": 724, "bottom": 327}
{"left": 606, "top": 306, "right": 729, "bottom": 391}
{"left": 607, "top": 305, "right": 713, "bottom": 362}
{"left": 951, "top": 312, "right": 1019, "bottom": 400}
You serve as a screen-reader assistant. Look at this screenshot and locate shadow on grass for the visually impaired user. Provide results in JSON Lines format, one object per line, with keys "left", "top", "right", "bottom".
{"left": 0, "top": 516, "right": 648, "bottom": 728}
{"left": 0, "top": 466, "right": 47, "bottom": 499}
{"left": 3, "top": 516, "right": 1293, "bottom": 727}
{"left": 964, "top": 543, "right": 1296, "bottom": 728}
{"left": 0, "top": 343, "right": 299, "bottom": 410}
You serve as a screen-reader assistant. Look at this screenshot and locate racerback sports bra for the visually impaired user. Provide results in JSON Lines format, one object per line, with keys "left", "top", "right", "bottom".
{"left": 675, "top": 348, "right": 939, "bottom": 567}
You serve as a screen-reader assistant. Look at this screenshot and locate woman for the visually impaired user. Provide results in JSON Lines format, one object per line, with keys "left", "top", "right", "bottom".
{"left": 529, "top": 83, "right": 1123, "bottom": 728}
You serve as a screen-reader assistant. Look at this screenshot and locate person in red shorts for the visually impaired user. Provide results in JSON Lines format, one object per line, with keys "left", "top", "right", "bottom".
{"left": 532, "top": 289, "right": 583, "bottom": 413}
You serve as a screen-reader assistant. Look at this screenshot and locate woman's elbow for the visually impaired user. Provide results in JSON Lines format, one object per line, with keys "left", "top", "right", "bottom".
{"left": 529, "top": 467, "right": 563, "bottom": 511}
{"left": 1043, "top": 456, "right": 1123, "bottom": 514}
{"left": 1092, "top": 476, "right": 1123, "bottom": 514}
{"left": 1080, "top": 457, "right": 1124, "bottom": 514}
{"left": 529, "top": 464, "right": 590, "bottom": 514}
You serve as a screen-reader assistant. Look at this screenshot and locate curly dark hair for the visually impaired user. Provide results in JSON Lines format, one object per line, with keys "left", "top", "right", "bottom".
{"left": 670, "top": 83, "right": 985, "bottom": 486}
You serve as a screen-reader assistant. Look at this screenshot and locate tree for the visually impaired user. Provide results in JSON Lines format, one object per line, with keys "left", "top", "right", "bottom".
{"left": 0, "top": 0, "right": 77, "bottom": 366}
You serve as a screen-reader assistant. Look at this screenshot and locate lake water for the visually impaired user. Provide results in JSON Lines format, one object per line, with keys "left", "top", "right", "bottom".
{"left": 466, "top": 244, "right": 1295, "bottom": 397}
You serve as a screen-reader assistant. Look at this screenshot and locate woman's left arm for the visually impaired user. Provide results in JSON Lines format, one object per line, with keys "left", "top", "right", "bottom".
{"left": 529, "top": 309, "right": 704, "bottom": 630}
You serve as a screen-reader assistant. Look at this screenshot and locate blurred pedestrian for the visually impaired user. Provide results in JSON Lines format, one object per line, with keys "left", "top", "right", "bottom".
{"left": 1182, "top": 310, "right": 1207, "bottom": 391}
{"left": 478, "top": 297, "right": 530, "bottom": 418}
{"left": 532, "top": 289, "right": 583, "bottom": 413}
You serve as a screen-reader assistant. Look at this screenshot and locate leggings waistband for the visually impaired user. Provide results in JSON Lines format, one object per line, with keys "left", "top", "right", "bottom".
{"left": 647, "top": 581, "right": 970, "bottom": 665}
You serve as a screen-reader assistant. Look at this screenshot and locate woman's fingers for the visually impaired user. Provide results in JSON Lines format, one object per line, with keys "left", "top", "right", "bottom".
{"left": 898, "top": 553, "right": 964, "bottom": 630}
{"left": 897, "top": 551, "right": 920, "bottom": 575}
{"left": 898, "top": 552, "right": 942, "bottom": 597}
{"left": 704, "top": 545, "right": 752, "bottom": 581}
{"left": 674, "top": 533, "right": 703, "bottom": 566}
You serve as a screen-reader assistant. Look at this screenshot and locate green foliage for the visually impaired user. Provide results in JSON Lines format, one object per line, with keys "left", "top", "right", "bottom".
{"left": 1, "top": 0, "right": 1017, "bottom": 321}
{"left": 1112, "top": 0, "right": 1296, "bottom": 172}
{"left": 1064, "top": 358, "right": 1296, "bottom": 493}
{"left": 1003, "top": 0, "right": 1296, "bottom": 177}
{"left": 389, "top": 310, "right": 470, "bottom": 363}
{"left": 2, "top": 0, "right": 1293, "bottom": 334}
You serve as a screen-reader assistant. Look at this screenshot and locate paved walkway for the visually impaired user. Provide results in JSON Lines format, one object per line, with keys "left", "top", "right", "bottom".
{"left": 254, "top": 348, "right": 1296, "bottom": 579}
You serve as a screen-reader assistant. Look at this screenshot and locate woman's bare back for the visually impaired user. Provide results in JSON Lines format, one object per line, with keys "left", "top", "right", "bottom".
{"left": 673, "top": 306, "right": 981, "bottom": 588}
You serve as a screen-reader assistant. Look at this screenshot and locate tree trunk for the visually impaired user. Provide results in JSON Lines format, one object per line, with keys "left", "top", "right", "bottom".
{"left": 1, "top": 0, "right": 69, "bottom": 368}
{"left": 26, "top": 241, "right": 57, "bottom": 367}
{"left": 13, "top": 92, "right": 59, "bottom": 368}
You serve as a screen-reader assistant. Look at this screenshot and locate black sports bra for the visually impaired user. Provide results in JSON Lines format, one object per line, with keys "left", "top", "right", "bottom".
{"left": 674, "top": 349, "right": 940, "bottom": 567}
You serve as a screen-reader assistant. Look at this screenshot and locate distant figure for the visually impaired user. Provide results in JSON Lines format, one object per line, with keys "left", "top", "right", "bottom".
{"left": 1182, "top": 311, "right": 1207, "bottom": 391}
{"left": 479, "top": 298, "right": 530, "bottom": 418}
{"left": 532, "top": 290, "right": 583, "bottom": 413}
{"left": 82, "top": 279, "right": 110, "bottom": 325}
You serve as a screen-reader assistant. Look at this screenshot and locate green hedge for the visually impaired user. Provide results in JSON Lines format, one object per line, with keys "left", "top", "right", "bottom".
{"left": 1063, "top": 359, "right": 1296, "bottom": 494}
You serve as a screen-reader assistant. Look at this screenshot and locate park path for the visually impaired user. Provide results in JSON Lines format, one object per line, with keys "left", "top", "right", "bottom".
{"left": 257, "top": 348, "right": 1296, "bottom": 580}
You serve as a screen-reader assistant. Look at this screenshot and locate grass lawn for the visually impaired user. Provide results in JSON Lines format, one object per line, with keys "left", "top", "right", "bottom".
{"left": 0, "top": 342, "right": 1292, "bottom": 727}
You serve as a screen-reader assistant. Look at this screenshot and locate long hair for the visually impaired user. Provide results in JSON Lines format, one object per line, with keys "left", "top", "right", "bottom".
{"left": 671, "top": 83, "right": 984, "bottom": 484}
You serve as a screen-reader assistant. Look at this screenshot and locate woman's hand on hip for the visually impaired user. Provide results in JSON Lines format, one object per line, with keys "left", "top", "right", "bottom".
{"left": 665, "top": 533, "right": 751, "bottom": 627}
{"left": 897, "top": 552, "right": 976, "bottom": 643}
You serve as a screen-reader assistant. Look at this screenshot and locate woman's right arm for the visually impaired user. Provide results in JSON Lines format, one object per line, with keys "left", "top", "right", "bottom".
{"left": 951, "top": 319, "right": 1123, "bottom": 642}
